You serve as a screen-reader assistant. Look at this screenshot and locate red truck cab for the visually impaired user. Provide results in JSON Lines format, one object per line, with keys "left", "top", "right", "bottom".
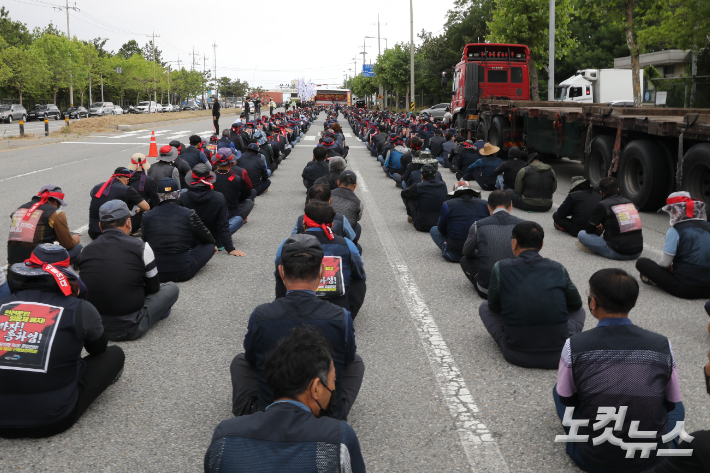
{"left": 449, "top": 44, "right": 530, "bottom": 128}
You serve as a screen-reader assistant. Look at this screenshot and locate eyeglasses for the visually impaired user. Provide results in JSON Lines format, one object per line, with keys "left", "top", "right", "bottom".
{"left": 320, "top": 379, "right": 334, "bottom": 396}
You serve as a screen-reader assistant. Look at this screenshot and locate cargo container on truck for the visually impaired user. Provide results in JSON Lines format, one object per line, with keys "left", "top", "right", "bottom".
{"left": 554, "top": 68, "right": 641, "bottom": 104}
{"left": 444, "top": 43, "right": 710, "bottom": 210}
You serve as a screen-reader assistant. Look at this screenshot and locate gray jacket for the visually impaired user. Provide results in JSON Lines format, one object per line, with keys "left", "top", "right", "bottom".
{"left": 330, "top": 187, "right": 363, "bottom": 226}
{"left": 462, "top": 209, "right": 524, "bottom": 292}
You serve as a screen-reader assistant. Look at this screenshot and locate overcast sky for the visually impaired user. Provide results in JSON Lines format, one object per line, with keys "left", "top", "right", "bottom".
{"left": 8, "top": 0, "right": 455, "bottom": 89}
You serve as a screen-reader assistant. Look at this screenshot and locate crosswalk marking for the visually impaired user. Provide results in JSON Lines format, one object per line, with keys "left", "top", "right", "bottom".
{"left": 302, "top": 136, "right": 316, "bottom": 141}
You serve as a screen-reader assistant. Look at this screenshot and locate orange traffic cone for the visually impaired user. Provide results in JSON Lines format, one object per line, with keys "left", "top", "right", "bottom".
{"left": 147, "top": 131, "right": 159, "bottom": 157}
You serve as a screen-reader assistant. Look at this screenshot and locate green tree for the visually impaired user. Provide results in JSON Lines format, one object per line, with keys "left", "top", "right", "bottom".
{"left": 117, "top": 39, "right": 142, "bottom": 59}
{"left": 488, "top": 0, "right": 577, "bottom": 100}
{"left": 3, "top": 45, "right": 48, "bottom": 104}
{"left": 33, "top": 34, "right": 79, "bottom": 104}
{"left": 0, "top": 7, "right": 31, "bottom": 47}
{"left": 580, "top": 0, "right": 654, "bottom": 106}
{"left": 373, "top": 42, "right": 412, "bottom": 108}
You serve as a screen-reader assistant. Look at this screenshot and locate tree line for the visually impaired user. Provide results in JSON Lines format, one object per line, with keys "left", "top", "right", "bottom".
{"left": 0, "top": 7, "right": 253, "bottom": 109}
{"left": 347, "top": 0, "right": 710, "bottom": 109}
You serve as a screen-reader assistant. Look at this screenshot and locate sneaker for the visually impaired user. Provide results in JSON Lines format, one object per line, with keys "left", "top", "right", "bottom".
{"left": 554, "top": 223, "right": 565, "bottom": 232}
{"left": 575, "top": 241, "right": 595, "bottom": 254}
{"left": 218, "top": 247, "right": 225, "bottom": 251}
{"left": 640, "top": 275, "right": 657, "bottom": 286}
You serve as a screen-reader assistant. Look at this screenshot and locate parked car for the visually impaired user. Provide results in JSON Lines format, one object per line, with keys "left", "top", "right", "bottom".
{"left": 61, "top": 106, "right": 89, "bottom": 119}
{"left": 161, "top": 104, "right": 174, "bottom": 112}
{"left": 113, "top": 105, "right": 124, "bottom": 115}
{"left": 88, "top": 102, "right": 115, "bottom": 116}
{"left": 420, "top": 103, "right": 450, "bottom": 120}
{"left": 135, "top": 101, "right": 158, "bottom": 113}
{"left": 28, "top": 104, "right": 61, "bottom": 121}
{"left": 0, "top": 104, "right": 27, "bottom": 123}
{"left": 182, "top": 101, "right": 199, "bottom": 111}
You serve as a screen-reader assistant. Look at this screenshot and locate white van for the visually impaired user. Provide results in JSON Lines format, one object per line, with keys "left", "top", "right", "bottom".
{"left": 135, "top": 101, "right": 158, "bottom": 113}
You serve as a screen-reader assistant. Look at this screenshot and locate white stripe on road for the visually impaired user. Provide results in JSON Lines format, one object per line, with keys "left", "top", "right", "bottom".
{"left": 302, "top": 136, "right": 316, "bottom": 141}
{"left": 0, "top": 145, "right": 144, "bottom": 182}
{"left": 61, "top": 142, "right": 157, "bottom": 145}
{"left": 351, "top": 161, "right": 510, "bottom": 472}
{"left": 72, "top": 224, "right": 89, "bottom": 234}
{"left": 343, "top": 132, "right": 352, "bottom": 138}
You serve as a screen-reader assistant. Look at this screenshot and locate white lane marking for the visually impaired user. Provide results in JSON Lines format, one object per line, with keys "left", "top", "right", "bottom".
{"left": 550, "top": 202, "right": 662, "bottom": 256}
{"left": 343, "top": 132, "right": 352, "bottom": 137}
{"left": 0, "top": 144, "right": 144, "bottom": 182}
{"left": 72, "top": 224, "right": 89, "bottom": 234}
{"left": 302, "top": 136, "right": 316, "bottom": 141}
{"left": 351, "top": 161, "right": 510, "bottom": 472}
{"left": 61, "top": 142, "right": 156, "bottom": 145}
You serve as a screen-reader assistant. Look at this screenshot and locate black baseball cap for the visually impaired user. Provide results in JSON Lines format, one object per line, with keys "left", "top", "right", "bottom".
{"left": 281, "top": 234, "right": 324, "bottom": 263}
{"left": 339, "top": 170, "right": 357, "bottom": 185}
{"left": 157, "top": 177, "right": 179, "bottom": 193}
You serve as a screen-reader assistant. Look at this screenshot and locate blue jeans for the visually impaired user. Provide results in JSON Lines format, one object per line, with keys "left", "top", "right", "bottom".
{"left": 229, "top": 215, "right": 244, "bottom": 234}
{"left": 377, "top": 155, "right": 384, "bottom": 163}
{"left": 577, "top": 231, "right": 642, "bottom": 261}
{"left": 552, "top": 385, "right": 684, "bottom": 473}
{"left": 430, "top": 226, "right": 462, "bottom": 262}
{"left": 0, "top": 282, "right": 10, "bottom": 300}
{"left": 495, "top": 174, "right": 505, "bottom": 190}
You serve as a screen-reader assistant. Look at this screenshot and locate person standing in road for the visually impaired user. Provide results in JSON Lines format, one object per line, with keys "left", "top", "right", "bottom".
{"left": 212, "top": 99, "right": 221, "bottom": 135}
{"left": 269, "top": 99, "right": 275, "bottom": 116}
{"left": 8, "top": 185, "right": 83, "bottom": 265}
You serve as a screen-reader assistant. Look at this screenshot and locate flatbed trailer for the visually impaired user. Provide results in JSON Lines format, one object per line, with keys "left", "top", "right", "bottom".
{"left": 470, "top": 99, "right": 710, "bottom": 210}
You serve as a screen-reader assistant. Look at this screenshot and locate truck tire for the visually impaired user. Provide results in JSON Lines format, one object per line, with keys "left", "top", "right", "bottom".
{"left": 680, "top": 143, "right": 710, "bottom": 205}
{"left": 488, "top": 116, "right": 509, "bottom": 153}
{"left": 476, "top": 120, "right": 487, "bottom": 141}
{"left": 584, "top": 135, "right": 614, "bottom": 188}
{"left": 617, "top": 140, "right": 668, "bottom": 211}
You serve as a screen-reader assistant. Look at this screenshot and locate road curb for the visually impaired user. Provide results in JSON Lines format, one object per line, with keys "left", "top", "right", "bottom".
{"left": 0, "top": 137, "right": 68, "bottom": 150}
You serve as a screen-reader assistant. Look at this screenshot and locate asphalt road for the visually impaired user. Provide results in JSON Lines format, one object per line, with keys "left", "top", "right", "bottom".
{"left": 0, "top": 113, "right": 708, "bottom": 472}
{"left": 0, "top": 116, "right": 79, "bottom": 138}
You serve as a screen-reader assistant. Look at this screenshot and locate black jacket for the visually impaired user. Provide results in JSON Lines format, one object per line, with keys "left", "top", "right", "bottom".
{"left": 214, "top": 168, "right": 252, "bottom": 218}
{"left": 494, "top": 159, "right": 526, "bottom": 190}
{"left": 401, "top": 179, "right": 448, "bottom": 231}
{"left": 556, "top": 190, "right": 602, "bottom": 235}
{"left": 142, "top": 200, "right": 214, "bottom": 273}
{"left": 238, "top": 151, "right": 269, "bottom": 189}
{"left": 429, "top": 135, "right": 446, "bottom": 158}
{"left": 180, "top": 187, "right": 234, "bottom": 252}
{"left": 302, "top": 161, "right": 330, "bottom": 189}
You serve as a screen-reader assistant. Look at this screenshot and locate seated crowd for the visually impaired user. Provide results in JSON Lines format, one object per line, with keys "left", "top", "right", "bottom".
{"left": 2, "top": 104, "right": 710, "bottom": 473}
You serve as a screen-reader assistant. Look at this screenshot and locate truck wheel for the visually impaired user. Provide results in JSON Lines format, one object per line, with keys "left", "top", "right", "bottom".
{"left": 476, "top": 120, "right": 487, "bottom": 141}
{"left": 618, "top": 140, "right": 668, "bottom": 211}
{"left": 680, "top": 143, "right": 710, "bottom": 205}
{"left": 488, "top": 116, "right": 509, "bottom": 155}
{"left": 584, "top": 135, "right": 614, "bottom": 188}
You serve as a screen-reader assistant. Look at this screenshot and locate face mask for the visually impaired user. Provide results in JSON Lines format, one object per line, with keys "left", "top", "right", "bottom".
{"left": 313, "top": 378, "right": 335, "bottom": 417}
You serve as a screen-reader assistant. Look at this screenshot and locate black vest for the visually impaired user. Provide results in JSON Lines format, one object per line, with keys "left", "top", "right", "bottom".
{"left": 521, "top": 166, "right": 555, "bottom": 200}
{"left": 148, "top": 161, "right": 177, "bottom": 185}
{"left": 7, "top": 201, "right": 58, "bottom": 265}
{"left": 599, "top": 193, "right": 643, "bottom": 255}
{"left": 672, "top": 220, "right": 710, "bottom": 286}
{"left": 0, "top": 289, "right": 84, "bottom": 427}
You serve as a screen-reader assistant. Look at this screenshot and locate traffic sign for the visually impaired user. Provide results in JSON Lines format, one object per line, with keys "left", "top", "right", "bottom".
{"left": 363, "top": 64, "right": 375, "bottom": 78}
{"left": 410, "top": 102, "right": 415, "bottom": 111}
{"left": 378, "top": 94, "right": 382, "bottom": 99}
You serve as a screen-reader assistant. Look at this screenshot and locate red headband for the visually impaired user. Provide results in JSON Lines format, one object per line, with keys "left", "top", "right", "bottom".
{"left": 25, "top": 254, "right": 72, "bottom": 296}
{"left": 667, "top": 195, "right": 696, "bottom": 218}
{"left": 303, "top": 214, "right": 334, "bottom": 240}
{"left": 95, "top": 173, "right": 130, "bottom": 198}
{"left": 189, "top": 171, "right": 214, "bottom": 189}
{"left": 23, "top": 190, "right": 65, "bottom": 221}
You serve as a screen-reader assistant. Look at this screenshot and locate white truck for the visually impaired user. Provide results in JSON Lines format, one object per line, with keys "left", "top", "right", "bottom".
{"left": 554, "top": 68, "right": 642, "bottom": 105}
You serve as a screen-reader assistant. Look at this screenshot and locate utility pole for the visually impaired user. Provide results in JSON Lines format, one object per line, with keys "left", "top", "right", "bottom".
{"left": 548, "top": 0, "right": 555, "bottom": 101}
{"left": 146, "top": 29, "right": 160, "bottom": 111}
{"left": 55, "top": 1, "right": 79, "bottom": 106}
{"left": 192, "top": 46, "right": 196, "bottom": 71}
{"left": 378, "top": 14, "right": 383, "bottom": 110}
{"left": 353, "top": 57, "right": 357, "bottom": 79}
{"left": 203, "top": 55, "right": 209, "bottom": 109}
{"left": 410, "top": 0, "right": 415, "bottom": 112}
{"left": 212, "top": 42, "right": 218, "bottom": 103}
